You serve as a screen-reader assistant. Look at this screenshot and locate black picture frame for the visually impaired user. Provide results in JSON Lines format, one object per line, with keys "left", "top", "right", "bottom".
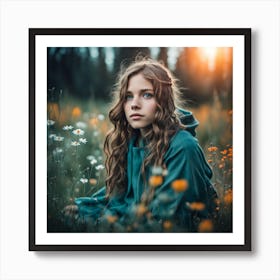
{"left": 29, "top": 28, "right": 251, "bottom": 251}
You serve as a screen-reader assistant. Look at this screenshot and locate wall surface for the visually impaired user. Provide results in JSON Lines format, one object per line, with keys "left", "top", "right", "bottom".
{"left": 0, "top": 0, "right": 279, "bottom": 279}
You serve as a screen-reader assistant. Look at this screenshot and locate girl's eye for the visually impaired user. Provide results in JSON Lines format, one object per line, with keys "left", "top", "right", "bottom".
{"left": 143, "top": 92, "right": 154, "bottom": 99}
{"left": 125, "top": 95, "right": 133, "bottom": 100}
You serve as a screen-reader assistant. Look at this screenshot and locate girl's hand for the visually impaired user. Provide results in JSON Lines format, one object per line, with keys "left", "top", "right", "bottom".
{"left": 63, "top": 205, "right": 78, "bottom": 217}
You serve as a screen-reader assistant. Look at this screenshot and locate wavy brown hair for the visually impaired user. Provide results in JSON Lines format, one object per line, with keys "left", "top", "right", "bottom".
{"left": 104, "top": 57, "right": 185, "bottom": 197}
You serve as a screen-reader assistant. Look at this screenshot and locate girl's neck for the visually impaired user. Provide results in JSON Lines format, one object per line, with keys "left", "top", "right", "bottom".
{"left": 135, "top": 134, "right": 144, "bottom": 147}
{"left": 133, "top": 126, "right": 152, "bottom": 147}
{"left": 140, "top": 125, "right": 153, "bottom": 138}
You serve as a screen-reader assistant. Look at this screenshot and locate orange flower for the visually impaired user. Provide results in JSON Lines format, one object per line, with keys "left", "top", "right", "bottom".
{"left": 171, "top": 179, "right": 188, "bottom": 192}
{"left": 163, "top": 220, "right": 173, "bottom": 231}
{"left": 149, "top": 175, "right": 163, "bottom": 187}
{"left": 198, "top": 219, "right": 213, "bottom": 232}
{"left": 224, "top": 189, "right": 233, "bottom": 204}
{"left": 106, "top": 215, "right": 118, "bottom": 223}
{"left": 89, "top": 117, "right": 99, "bottom": 127}
{"left": 186, "top": 202, "right": 206, "bottom": 211}
{"left": 208, "top": 146, "right": 218, "bottom": 152}
{"left": 72, "top": 106, "right": 81, "bottom": 118}
{"left": 89, "top": 178, "right": 97, "bottom": 185}
{"left": 227, "top": 147, "right": 233, "bottom": 157}
{"left": 220, "top": 149, "right": 228, "bottom": 155}
{"left": 214, "top": 198, "right": 221, "bottom": 206}
{"left": 136, "top": 204, "right": 148, "bottom": 216}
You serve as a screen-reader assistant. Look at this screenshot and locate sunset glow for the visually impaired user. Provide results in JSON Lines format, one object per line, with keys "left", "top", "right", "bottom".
{"left": 200, "top": 47, "right": 218, "bottom": 71}
{"left": 200, "top": 47, "right": 217, "bottom": 61}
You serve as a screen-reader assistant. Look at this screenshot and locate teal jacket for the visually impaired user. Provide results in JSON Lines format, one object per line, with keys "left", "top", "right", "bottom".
{"left": 75, "top": 109, "right": 217, "bottom": 232}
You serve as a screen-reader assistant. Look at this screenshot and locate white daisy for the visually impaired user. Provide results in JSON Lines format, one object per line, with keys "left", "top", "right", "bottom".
{"left": 79, "top": 138, "right": 87, "bottom": 144}
{"left": 98, "top": 114, "right": 105, "bottom": 121}
{"left": 54, "top": 136, "right": 64, "bottom": 142}
{"left": 53, "top": 147, "right": 63, "bottom": 155}
{"left": 71, "top": 141, "right": 80, "bottom": 146}
{"left": 80, "top": 178, "right": 88, "bottom": 184}
{"left": 90, "top": 159, "right": 97, "bottom": 165}
{"left": 162, "top": 168, "right": 169, "bottom": 176}
{"left": 76, "top": 121, "right": 87, "bottom": 129}
{"left": 86, "top": 155, "right": 95, "bottom": 161}
{"left": 63, "top": 125, "right": 73, "bottom": 130}
{"left": 47, "top": 120, "right": 55, "bottom": 126}
{"left": 95, "top": 164, "right": 105, "bottom": 170}
{"left": 72, "top": 129, "right": 85, "bottom": 136}
{"left": 49, "top": 134, "right": 57, "bottom": 139}
{"left": 151, "top": 166, "right": 163, "bottom": 175}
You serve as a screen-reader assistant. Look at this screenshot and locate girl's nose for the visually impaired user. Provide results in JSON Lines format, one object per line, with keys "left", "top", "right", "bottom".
{"left": 131, "top": 104, "right": 139, "bottom": 110}
{"left": 131, "top": 97, "right": 141, "bottom": 109}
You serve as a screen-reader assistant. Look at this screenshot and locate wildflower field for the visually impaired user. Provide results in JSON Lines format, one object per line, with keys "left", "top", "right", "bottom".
{"left": 47, "top": 92, "right": 233, "bottom": 233}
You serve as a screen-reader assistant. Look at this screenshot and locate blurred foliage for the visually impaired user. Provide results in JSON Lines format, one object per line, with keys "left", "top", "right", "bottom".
{"left": 48, "top": 47, "right": 232, "bottom": 106}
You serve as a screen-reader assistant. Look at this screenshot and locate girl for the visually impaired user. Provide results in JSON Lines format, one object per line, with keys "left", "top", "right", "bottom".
{"left": 67, "top": 57, "right": 217, "bottom": 232}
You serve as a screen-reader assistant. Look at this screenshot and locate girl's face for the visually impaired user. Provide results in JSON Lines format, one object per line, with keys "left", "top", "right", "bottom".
{"left": 124, "top": 73, "right": 157, "bottom": 135}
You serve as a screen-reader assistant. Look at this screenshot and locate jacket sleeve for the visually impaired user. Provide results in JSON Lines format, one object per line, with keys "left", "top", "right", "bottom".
{"left": 74, "top": 186, "right": 107, "bottom": 218}
{"left": 75, "top": 185, "right": 129, "bottom": 219}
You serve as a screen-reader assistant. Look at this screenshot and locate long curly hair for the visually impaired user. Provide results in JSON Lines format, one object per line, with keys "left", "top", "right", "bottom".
{"left": 104, "top": 57, "right": 185, "bottom": 197}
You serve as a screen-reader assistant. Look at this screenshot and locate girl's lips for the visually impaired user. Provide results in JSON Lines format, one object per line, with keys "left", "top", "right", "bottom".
{"left": 130, "top": 114, "right": 144, "bottom": 120}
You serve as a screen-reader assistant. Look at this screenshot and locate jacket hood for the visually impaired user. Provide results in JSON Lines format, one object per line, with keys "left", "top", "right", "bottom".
{"left": 176, "top": 107, "right": 199, "bottom": 136}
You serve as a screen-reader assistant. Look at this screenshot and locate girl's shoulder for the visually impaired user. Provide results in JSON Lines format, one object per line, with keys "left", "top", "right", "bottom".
{"left": 164, "top": 129, "right": 205, "bottom": 162}
{"left": 170, "top": 129, "right": 198, "bottom": 151}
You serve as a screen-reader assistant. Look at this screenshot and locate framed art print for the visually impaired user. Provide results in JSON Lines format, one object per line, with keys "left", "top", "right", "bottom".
{"left": 29, "top": 28, "right": 251, "bottom": 251}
